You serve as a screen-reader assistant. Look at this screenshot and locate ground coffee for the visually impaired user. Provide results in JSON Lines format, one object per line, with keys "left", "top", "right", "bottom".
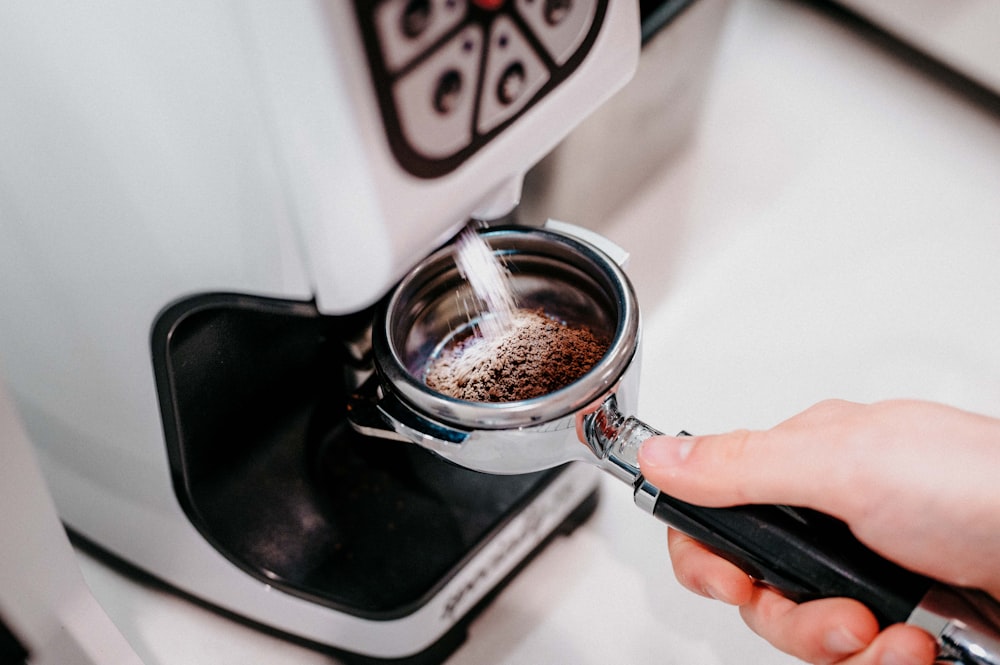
{"left": 424, "top": 308, "right": 608, "bottom": 402}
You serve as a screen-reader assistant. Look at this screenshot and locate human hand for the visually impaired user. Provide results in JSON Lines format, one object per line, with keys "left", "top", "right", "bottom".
{"left": 637, "top": 399, "right": 1000, "bottom": 665}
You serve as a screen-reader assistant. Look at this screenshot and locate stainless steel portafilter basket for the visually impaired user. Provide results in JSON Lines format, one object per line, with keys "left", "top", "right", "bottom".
{"left": 352, "top": 221, "right": 645, "bottom": 475}
{"left": 350, "top": 222, "right": 1000, "bottom": 665}
{"left": 375, "top": 223, "right": 636, "bottom": 439}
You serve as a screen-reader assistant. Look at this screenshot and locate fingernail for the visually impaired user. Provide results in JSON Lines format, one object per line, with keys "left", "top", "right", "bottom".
{"left": 824, "top": 625, "right": 867, "bottom": 656}
{"left": 640, "top": 436, "right": 696, "bottom": 468}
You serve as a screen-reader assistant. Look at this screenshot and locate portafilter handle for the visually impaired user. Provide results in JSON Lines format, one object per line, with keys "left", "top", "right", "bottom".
{"left": 583, "top": 396, "right": 1000, "bottom": 665}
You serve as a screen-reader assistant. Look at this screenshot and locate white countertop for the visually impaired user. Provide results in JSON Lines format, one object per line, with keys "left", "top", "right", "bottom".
{"left": 75, "top": 0, "right": 1000, "bottom": 663}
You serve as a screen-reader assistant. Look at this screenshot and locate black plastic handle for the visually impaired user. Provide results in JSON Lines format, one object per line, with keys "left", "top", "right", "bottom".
{"left": 649, "top": 492, "right": 932, "bottom": 626}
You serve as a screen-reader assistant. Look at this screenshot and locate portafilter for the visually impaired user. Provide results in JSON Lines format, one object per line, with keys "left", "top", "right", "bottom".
{"left": 350, "top": 222, "right": 1000, "bottom": 665}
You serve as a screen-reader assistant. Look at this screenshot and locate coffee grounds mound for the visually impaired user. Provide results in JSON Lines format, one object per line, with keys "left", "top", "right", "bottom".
{"left": 424, "top": 309, "right": 608, "bottom": 402}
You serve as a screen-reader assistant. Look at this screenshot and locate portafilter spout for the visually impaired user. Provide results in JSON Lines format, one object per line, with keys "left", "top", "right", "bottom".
{"left": 349, "top": 222, "right": 1000, "bottom": 664}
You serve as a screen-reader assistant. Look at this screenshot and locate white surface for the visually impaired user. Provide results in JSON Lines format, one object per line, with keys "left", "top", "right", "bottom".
{"left": 836, "top": 0, "right": 1000, "bottom": 95}
{"left": 74, "top": 0, "right": 1000, "bottom": 663}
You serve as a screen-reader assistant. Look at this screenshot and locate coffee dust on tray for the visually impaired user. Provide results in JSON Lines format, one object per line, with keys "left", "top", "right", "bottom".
{"left": 424, "top": 308, "right": 608, "bottom": 402}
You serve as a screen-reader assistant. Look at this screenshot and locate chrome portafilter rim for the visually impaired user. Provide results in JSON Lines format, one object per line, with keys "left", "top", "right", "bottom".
{"left": 372, "top": 225, "right": 640, "bottom": 431}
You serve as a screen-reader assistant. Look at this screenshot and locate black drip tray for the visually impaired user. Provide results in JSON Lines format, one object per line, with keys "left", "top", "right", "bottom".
{"left": 193, "top": 409, "right": 562, "bottom": 620}
{"left": 305, "top": 421, "right": 561, "bottom": 617}
{"left": 153, "top": 294, "right": 588, "bottom": 626}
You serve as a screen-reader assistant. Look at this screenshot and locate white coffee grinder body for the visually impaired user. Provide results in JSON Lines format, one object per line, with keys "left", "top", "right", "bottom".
{"left": 0, "top": 1, "right": 639, "bottom": 660}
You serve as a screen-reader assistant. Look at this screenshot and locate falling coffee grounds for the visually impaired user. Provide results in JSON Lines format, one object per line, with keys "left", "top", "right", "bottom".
{"left": 424, "top": 308, "right": 608, "bottom": 402}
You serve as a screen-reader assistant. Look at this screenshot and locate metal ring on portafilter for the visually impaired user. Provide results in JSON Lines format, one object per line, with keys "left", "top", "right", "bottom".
{"left": 348, "top": 222, "right": 1000, "bottom": 665}
{"left": 377, "top": 224, "right": 639, "bottom": 434}
{"left": 349, "top": 222, "right": 645, "bottom": 474}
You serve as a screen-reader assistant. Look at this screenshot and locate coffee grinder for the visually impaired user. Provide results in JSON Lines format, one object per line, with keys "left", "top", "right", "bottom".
{"left": 0, "top": 1, "right": 643, "bottom": 662}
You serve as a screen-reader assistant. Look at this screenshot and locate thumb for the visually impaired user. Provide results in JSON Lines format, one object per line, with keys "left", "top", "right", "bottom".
{"left": 637, "top": 401, "right": 864, "bottom": 513}
{"left": 638, "top": 430, "right": 778, "bottom": 507}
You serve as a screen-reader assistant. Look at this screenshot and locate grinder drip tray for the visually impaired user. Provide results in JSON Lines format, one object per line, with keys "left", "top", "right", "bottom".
{"left": 152, "top": 293, "right": 600, "bottom": 663}
{"left": 308, "top": 422, "right": 591, "bottom": 617}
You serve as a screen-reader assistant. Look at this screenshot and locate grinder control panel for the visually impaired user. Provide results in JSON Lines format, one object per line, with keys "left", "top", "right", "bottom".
{"left": 354, "top": 0, "right": 608, "bottom": 178}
